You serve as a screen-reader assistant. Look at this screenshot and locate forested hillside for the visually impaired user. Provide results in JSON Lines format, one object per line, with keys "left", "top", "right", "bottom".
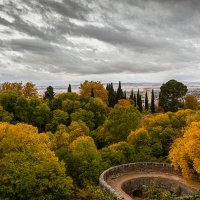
{"left": 0, "top": 80, "right": 200, "bottom": 199}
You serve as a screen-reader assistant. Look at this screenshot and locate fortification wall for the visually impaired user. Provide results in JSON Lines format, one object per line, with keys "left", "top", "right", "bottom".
{"left": 99, "top": 162, "right": 199, "bottom": 200}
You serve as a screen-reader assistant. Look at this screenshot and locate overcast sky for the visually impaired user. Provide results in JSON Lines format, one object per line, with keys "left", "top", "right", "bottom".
{"left": 1, "top": 0, "right": 200, "bottom": 85}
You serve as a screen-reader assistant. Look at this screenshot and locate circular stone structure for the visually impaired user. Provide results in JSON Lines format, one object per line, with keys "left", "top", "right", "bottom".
{"left": 99, "top": 162, "right": 200, "bottom": 200}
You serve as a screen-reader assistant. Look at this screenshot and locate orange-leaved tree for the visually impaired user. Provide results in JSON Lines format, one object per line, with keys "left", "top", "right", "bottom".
{"left": 184, "top": 95, "right": 199, "bottom": 110}
{"left": 80, "top": 81, "right": 108, "bottom": 104}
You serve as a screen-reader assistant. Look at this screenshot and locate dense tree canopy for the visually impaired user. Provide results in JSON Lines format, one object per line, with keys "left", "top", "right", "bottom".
{"left": 159, "top": 80, "right": 187, "bottom": 112}
{"left": 169, "top": 122, "right": 200, "bottom": 179}
{"left": 1, "top": 80, "right": 200, "bottom": 199}
{"left": 0, "top": 123, "right": 74, "bottom": 200}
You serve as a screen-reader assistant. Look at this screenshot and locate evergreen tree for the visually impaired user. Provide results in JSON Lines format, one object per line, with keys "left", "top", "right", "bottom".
{"left": 91, "top": 88, "right": 95, "bottom": 98}
{"left": 107, "top": 83, "right": 116, "bottom": 107}
{"left": 136, "top": 89, "right": 143, "bottom": 112}
{"left": 133, "top": 93, "right": 136, "bottom": 106}
{"left": 123, "top": 90, "right": 127, "bottom": 99}
{"left": 138, "top": 95, "right": 143, "bottom": 112}
{"left": 136, "top": 89, "right": 140, "bottom": 107}
{"left": 116, "top": 81, "right": 124, "bottom": 101}
{"left": 130, "top": 89, "right": 134, "bottom": 100}
{"left": 44, "top": 86, "right": 55, "bottom": 101}
{"left": 151, "top": 89, "right": 155, "bottom": 113}
{"left": 68, "top": 84, "right": 72, "bottom": 92}
{"left": 159, "top": 80, "right": 187, "bottom": 112}
{"left": 145, "top": 91, "right": 149, "bottom": 111}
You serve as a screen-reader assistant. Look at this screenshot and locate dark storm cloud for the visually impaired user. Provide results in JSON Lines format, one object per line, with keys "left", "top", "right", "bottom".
{"left": 1, "top": 0, "right": 200, "bottom": 83}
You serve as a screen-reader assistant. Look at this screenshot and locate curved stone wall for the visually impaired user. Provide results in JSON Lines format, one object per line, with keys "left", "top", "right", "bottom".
{"left": 99, "top": 162, "right": 199, "bottom": 200}
{"left": 122, "top": 177, "right": 194, "bottom": 198}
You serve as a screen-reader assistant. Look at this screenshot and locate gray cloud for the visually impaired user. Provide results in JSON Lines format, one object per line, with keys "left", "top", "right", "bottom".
{"left": 0, "top": 0, "right": 200, "bottom": 83}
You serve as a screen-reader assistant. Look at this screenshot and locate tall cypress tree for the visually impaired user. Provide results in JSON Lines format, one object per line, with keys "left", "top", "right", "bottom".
{"left": 138, "top": 95, "right": 143, "bottom": 112}
{"left": 151, "top": 89, "right": 155, "bottom": 113}
{"left": 68, "top": 84, "right": 72, "bottom": 92}
{"left": 106, "top": 83, "right": 109, "bottom": 91}
{"left": 116, "top": 81, "right": 124, "bottom": 101}
{"left": 130, "top": 89, "right": 134, "bottom": 100}
{"left": 137, "top": 89, "right": 140, "bottom": 107}
{"left": 136, "top": 89, "right": 143, "bottom": 112}
{"left": 123, "top": 90, "right": 127, "bottom": 99}
{"left": 133, "top": 93, "right": 136, "bottom": 106}
{"left": 107, "top": 83, "right": 116, "bottom": 107}
{"left": 145, "top": 91, "right": 149, "bottom": 111}
{"left": 91, "top": 87, "right": 95, "bottom": 98}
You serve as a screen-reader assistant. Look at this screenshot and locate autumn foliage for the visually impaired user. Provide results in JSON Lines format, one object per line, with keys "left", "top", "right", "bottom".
{"left": 0, "top": 123, "right": 74, "bottom": 199}
{"left": 1, "top": 80, "right": 200, "bottom": 199}
{"left": 0, "top": 82, "right": 38, "bottom": 98}
{"left": 169, "top": 122, "right": 200, "bottom": 179}
{"left": 80, "top": 80, "right": 108, "bottom": 103}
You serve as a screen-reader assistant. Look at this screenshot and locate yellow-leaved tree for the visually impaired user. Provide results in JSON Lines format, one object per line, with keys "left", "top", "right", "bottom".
{"left": 0, "top": 122, "right": 74, "bottom": 199}
{"left": 80, "top": 81, "right": 108, "bottom": 104}
{"left": 169, "top": 122, "right": 200, "bottom": 179}
{"left": 0, "top": 81, "right": 38, "bottom": 98}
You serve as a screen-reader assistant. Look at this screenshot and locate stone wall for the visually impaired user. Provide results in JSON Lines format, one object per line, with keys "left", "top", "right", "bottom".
{"left": 99, "top": 162, "right": 199, "bottom": 200}
{"left": 122, "top": 177, "right": 195, "bottom": 198}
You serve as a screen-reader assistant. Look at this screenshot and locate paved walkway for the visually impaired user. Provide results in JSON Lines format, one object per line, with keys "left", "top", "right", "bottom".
{"left": 107, "top": 171, "right": 199, "bottom": 200}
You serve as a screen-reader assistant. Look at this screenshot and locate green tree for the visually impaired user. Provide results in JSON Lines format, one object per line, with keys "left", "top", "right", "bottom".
{"left": 91, "top": 87, "right": 95, "bottom": 98}
{"left": 137, "top": 91, "right": 142, "bottom": 112}
{"left": 107, "top": 83, "right": 116, "bottom": 107}
{"left": 0, "top": 123, "right": 74, "bottom": 200}
{"left": 116, "top": 81, "right": 124, "bottom": 101}
{"left": 52, "top": 109, "right": 69, "bottom": 125}
{"left": 31, "top": 103, "right": 51, "bottom": 132}
{"left": 44, "top": 86, "right": 55, "bottom": 101}
{"left": 71, "top": 108, "right": 95, "bottom": 130}
{"left": 76, "top": 185, "right": 114, "bottom": 200}
{"left": 0, "top": 90, "right": 19, "bottom": 113}
{"left": 69, "top": 136, "right": 103, "bottom": 186}
{"left": 68, "top": 84, "right": 72, "bottom": 92}
{"left": 47, "top": 109, "right": 69, "bottom": 132}
{"left": 95, "top": 105, "right": 141, "bottom": 143}
{"left": 84, "top": 98, "right": 107, "bottom": 128}
{"left": 14, "top": 96, "right": 31, "bottom": 122}
{"left": 145, "top": 91, "right": 149, "bottom": 111}
{"left": 133, "top": 93, "right": 136, "bottom": 106}
{"left": 101, "top": 142, "right": 133, "bottom": 166}
{"left": 159, "top": 80, "right": 187, "bottom": 112}
{"left": 62, "top": 99, "right": 81, "bottom": 114}
{"left": 127, "top": 128, "right": 157, "bottom": 161}
{"left": 0, "top": 106, "right": 13, "bottom": 122}
{"left": 123, "top": 90, "right": 127, "bottom": 99}
{"left": 130, "top": 89, "right": 134, "bottom": 100}
{"left": 151, "top": 89, "right": 155, "bottom": 113}
{"left": 137, "top": 89, "right": 143, "bottom": 112}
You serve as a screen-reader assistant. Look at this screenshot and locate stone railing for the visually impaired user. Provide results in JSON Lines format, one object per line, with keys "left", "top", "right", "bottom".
{"left": 99, "top": 162, "right": 199, "bottom": 200}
